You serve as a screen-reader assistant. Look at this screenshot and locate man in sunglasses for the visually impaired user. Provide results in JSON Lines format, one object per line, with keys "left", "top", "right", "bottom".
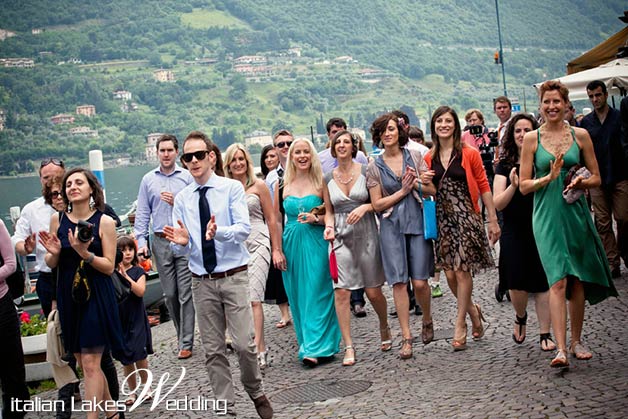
{"left": 164, "top": 131, "right": 273, "bottom": 419}
{"left": 265, "top": 129, "right": 293, "bottom": 199}
{"left": 134, "top": 134, "right": 195, "bottom": 360}
{"left": 12, "top": 158, "right": 65, "bottom": 316}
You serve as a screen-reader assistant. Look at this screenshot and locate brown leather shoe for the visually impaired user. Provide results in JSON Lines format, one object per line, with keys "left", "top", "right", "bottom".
{"left": 252, "top": 394, "right": 273, "bottom": 419}
{"left": 177, "top": 349, "right": 192, "bottom": 359}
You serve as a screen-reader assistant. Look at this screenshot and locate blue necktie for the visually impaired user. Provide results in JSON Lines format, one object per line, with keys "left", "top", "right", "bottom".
{"left": 198, "top": 187, "right": 217, "bottom": 274}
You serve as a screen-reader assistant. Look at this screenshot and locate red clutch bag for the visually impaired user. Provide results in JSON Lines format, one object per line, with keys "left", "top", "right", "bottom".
{"left": 329, "top": 240, "right": 338, "bottom": 283}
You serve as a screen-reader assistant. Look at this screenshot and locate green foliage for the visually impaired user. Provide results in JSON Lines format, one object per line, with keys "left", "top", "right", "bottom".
{"left": 0, "top": 0, "right": 624, "bottom": 174}
{"left": 20, "top": 314, "right": 47, "bottom": 337}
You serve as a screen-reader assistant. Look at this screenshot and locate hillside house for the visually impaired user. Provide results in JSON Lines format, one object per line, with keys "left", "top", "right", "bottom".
{"left": 0, "top": 29, "right": 16, "bottom": 41}
{"left": 145, "top": 133, "right": 164, "bottom": 161}
{"left": 153, "top": 69, "right": 175, "bottom": 82}
{"left": 0, "top": 58, "right": 34, "bottom": 68}
{"left": 70, "top": 126, "right": 98, "bottom": 137}
{"left": 76, "top": 105, "right": 96, "bottom": 117}
{"left": 113, "top": 90, "right": 132, "bottom": 101}
{"left": 50, "top": 114, "right": 75, "bottom": 125}
{"left": 234, "top": 55, "right": 266, "bottom": 65}
{"left": 244, "top": 130, "right": 272, "bottom": 148}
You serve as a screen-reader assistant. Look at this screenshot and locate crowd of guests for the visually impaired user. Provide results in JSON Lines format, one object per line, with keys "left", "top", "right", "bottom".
{"left": 1, "top": 79, "right": 624, "bottom": 418}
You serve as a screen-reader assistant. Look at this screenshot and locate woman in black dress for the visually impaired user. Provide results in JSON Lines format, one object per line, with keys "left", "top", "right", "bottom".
{"left": 40, "top": 168, "right": 125, "bottom": 419}
{"left": 494, "top": 113, "right": 556, "bottom": 351}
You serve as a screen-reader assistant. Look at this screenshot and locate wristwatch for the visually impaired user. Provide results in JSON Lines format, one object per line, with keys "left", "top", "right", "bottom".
{"left": 84, "top": 252, "right": 95, "bottom": 264}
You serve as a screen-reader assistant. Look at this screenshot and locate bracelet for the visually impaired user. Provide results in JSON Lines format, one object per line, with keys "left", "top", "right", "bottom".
{"left": 325, "top": 225, "right": 334, "bottom": 230}
{"left": 533, "top": 179, "right": 540, "bottom": 190}
{"left": 84, "top": 252, "right": 95, "bottom": 264}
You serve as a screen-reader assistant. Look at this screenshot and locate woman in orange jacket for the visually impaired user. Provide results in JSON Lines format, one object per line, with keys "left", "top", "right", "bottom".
{"left": 424, "top": 106, "right": 500, "bottom": 351}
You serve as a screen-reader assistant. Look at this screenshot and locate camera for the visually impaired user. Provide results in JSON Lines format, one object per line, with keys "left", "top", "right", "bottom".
{"left": 76, "top": 220, "right": 94, "bottom": 243}
{"left": 468, "top": 125, "right": 484, "bottom": 137}
{"left": 115, "top": 249, "right": 124, "bottom": 265}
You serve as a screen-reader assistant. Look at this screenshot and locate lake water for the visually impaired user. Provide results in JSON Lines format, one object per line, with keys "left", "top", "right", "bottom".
{"left": 1, "top": 152, "right": 263, "bottom": 233}
{"left": 1, "top": 164, "right": 154, "bottom": 233}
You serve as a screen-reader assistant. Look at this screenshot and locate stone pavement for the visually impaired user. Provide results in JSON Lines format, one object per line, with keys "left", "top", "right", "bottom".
{"left": 28, "top": 267, "right": 627, "bottom": 418}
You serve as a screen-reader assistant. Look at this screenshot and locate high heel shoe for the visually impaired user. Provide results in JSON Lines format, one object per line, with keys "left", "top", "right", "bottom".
{"left": 380, "top": 326, "right": 393, "bottom": 352}
{"left": 399, "top": 337, "right": 413, "bottom": 359}
{"left": 257, "top": 351, "right": 268, "bottom": 370}
{"left": 452, "top": 323, "right": 467, "bottom": 351}
{"left": 512, "top": 311, "right": 527, "bottom": 344}
{"left": 342, "top": 346, "right": 357, "bottom": 366}
{"left": 472, "top": 304, "right": 486, "bottom": 341}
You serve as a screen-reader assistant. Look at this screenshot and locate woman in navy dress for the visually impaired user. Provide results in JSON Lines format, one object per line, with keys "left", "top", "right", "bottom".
{"left": 116, "top": 236, "right": 153, "bottom": 405}
{"left": 40, "top": 168, "right": 125, "bottom": 419}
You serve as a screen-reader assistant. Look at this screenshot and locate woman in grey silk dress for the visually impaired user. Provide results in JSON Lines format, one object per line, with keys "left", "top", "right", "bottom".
{"left": 323, "top": 131, "right": 390, "bottom": 367}
{"left": 224, "top": 144, "right": 286, "bottom": 370}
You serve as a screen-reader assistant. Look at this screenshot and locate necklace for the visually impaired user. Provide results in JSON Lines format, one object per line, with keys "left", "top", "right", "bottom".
{"left": 335, "top": 169, "right": 354, "bottom": 185}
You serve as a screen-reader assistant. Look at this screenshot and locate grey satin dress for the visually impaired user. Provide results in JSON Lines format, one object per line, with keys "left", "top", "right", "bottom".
{"left": 325, "top": 168, "right": 385, "bottom": 290}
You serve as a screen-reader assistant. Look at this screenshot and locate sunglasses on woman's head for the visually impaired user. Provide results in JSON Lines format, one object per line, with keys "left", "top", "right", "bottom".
{"left": 181, "top": 150, "right": 209, "bottom": 163}
{"left": 40, "top": 158, "right": 64, "bottom": 168}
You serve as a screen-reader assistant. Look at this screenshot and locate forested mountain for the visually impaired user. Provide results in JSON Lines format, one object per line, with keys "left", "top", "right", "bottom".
{"left": 0, "top": 0, "right": 624, "bottom": 175}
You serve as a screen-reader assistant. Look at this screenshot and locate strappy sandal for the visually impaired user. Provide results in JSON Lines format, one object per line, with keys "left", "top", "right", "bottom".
{"left": 512, "top": 311, "right": 527, "bottom": 344}
{"left": 452, "top": 323, "right": 467, "bottom": 352}
{"left": 302, "top": 357, "right": 318, "bottom": 368}
{"left": 380, "top": 326, "right": 393, "bottom": 352}
{"left": 569, "top": 341, "right": 593, "bottom": 360}
{"left": 422, "top": 321, "right": 434, "bottom": 345}
{"left": 124, "top": 393, "right": 137, "bottom": 406}
{"left": 472, "top": 304, "right": 486, "bottom": 341}
{"left": 539, "top": 333, "right": 556, "bottom": 351}
{"left": 399, "top": 337, "right": 413, "bottom": 359}
{"left": 342, "top": 346, "right": 357, "bottom": 366}
{"left": 550, "top": 349, "right": 569, "bottom": 368}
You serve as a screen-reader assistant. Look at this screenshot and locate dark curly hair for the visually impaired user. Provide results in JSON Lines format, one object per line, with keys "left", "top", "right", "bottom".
{"left": 499, "top": 113, "right": 539, "bottom": 169}
{"left": 61, "top": 168, "right": 105, "bottom": 212}
{"left": 370, "top": 112, "right": 409, "bottom": 149}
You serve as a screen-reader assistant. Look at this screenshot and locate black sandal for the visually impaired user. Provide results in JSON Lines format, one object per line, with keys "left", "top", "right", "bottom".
{"left": 512, "top": 311, "right": 527, "bottom": 344}
{"left": 539, "top": 333, "right": 556, "bottom": 352}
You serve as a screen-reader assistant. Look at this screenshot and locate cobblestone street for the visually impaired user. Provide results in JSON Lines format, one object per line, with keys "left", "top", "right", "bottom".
{"left": 29, "top": 267, "right": 628, "bottom": 418}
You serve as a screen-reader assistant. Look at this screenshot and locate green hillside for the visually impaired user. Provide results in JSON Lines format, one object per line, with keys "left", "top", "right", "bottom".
{"left": 0, "top": 0, "right": 625, "bottom": 175}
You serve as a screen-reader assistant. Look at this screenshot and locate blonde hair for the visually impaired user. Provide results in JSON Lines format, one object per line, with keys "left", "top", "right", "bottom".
{"left": 283, "top": 138, "right": 323, "bottom": 191}
{"left": 223, "top": 143, "right": 256, "bottom": 188}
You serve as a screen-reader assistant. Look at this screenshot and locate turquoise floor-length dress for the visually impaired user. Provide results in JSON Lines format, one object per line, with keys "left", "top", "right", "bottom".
{"left": 282, "top": 195, "right": 340, "bottom": 360}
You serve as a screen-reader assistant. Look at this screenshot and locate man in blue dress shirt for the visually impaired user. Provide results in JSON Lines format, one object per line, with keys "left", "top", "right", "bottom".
{"left": 134, "top": 134, "right": 195, "bottom": 359}
{"left": 164, "top": 131, "right": 273, "bottom": 419}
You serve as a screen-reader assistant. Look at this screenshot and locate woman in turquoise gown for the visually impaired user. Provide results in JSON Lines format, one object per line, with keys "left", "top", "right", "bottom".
{"left": 276, "top": 138, "right": 340, "bottom": 367}
{"left": 520, "top": 81, "right": 617, "bottom": 368}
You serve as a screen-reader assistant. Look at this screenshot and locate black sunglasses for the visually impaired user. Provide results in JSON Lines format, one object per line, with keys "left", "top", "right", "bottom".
{"left": 41, "top": 158, "right": 64, "bottom": 168}
{"left": 181, "top": 150, "right": 209, "bottom": 163}
{"left": 51, "top": 191, "right": 62, "bottom": 198}
{"left": 275, "top": 141, "right": 293, "bottom": 149}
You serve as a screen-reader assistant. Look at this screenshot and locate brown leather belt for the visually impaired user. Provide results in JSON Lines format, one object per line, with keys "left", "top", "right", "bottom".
{"left": 192, "top": 265, "right": 248, "bottom": 280}
{"left": 154, "top": 232, "right": 167, "bottom": 238}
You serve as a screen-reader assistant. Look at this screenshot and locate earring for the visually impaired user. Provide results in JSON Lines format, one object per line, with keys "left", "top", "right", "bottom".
{"left": 89, "top": 195, "right": 95, "bottom": 210}
{"left": 67, "top": 202, "right": 73, "bottom": 213}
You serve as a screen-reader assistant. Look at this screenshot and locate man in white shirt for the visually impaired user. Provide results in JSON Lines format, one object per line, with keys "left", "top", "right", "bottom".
{"left": 12, "top": 158, "right": 65, "bottom": 315}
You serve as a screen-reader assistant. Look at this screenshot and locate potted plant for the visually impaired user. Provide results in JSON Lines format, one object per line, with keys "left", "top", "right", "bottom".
{"left": 20, "top": 312, "right": 52, "bottom": 381}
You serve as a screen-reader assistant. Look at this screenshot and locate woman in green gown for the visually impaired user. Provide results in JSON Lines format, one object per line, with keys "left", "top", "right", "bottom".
{"left": 276, "top": 138, "right": 340, "bottom": 367}
{"left": 520, "top": 80, "right": 618, "bottom": 368}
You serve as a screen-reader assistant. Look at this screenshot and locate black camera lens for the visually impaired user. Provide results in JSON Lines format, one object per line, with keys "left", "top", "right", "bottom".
{"left": 76, "top": 220, "right": 94, "bottom": 243}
